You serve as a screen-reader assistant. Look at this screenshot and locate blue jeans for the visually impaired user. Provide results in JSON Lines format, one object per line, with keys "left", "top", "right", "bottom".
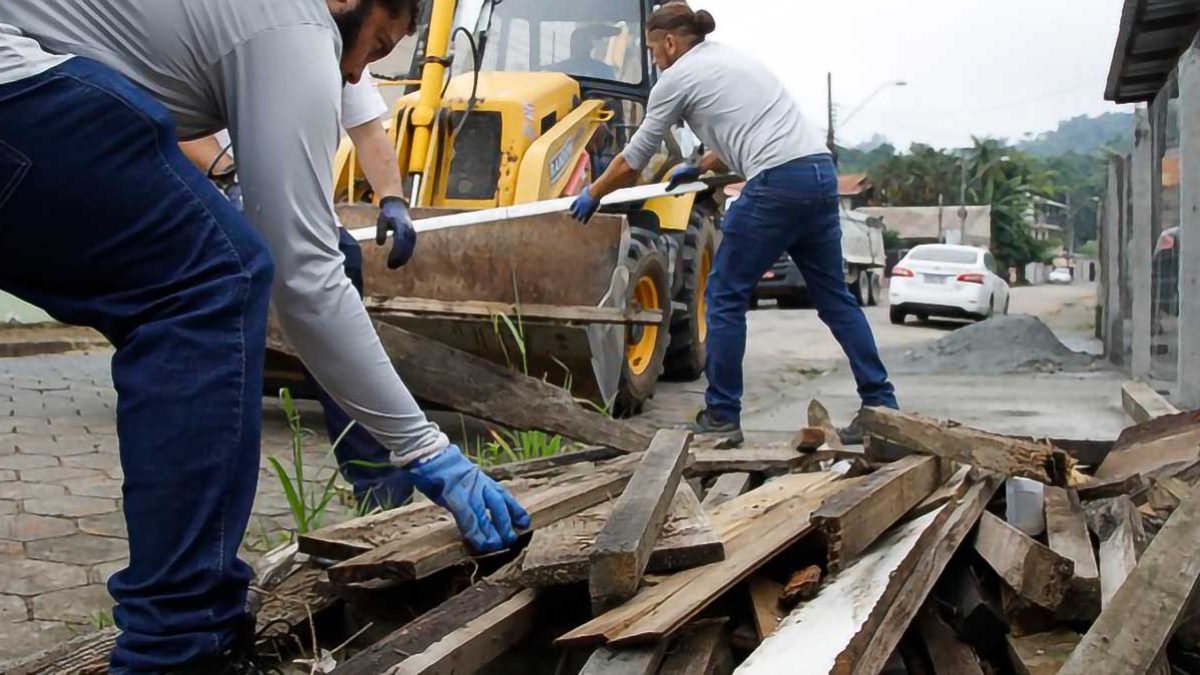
{"left": 704, "top": 155, "right": 898, "bottom": 423}
{"left": 312, "top": 230, "right": 412, "bottom": 510}
{"left": 0, "top": 59, "right": 274, "bottom": 672}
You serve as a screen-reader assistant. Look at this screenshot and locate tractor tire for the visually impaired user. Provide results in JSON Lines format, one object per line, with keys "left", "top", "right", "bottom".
{"left": 613, "top": 235, "right": 672, "bottom": 417}
{"left": 663, "top": 205, "right": 719, "bottom": 381}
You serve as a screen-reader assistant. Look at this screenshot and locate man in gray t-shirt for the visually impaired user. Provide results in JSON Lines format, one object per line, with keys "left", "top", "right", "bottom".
{"left": 572, "top": 3, "right": 897, "bottom": 446}
{"left": 0, "top": 1, "right": 528, "bottom": 671}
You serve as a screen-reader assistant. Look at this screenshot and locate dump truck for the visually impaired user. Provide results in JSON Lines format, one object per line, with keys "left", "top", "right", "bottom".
{"left": 267, "top": 0, "right": 724, "bottom": 416}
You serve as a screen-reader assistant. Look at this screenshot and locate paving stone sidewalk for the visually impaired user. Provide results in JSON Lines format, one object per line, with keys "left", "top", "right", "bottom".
{"left": 0, "top": 352, "right": 358, "bottom": 663}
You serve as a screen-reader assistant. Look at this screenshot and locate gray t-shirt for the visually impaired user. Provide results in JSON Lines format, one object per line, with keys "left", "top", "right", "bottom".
{"left": 624, "top": 41, "right": 828, "bottom": 181}
{"left": 0, "top": 1, "right": 449, "bottom": 463}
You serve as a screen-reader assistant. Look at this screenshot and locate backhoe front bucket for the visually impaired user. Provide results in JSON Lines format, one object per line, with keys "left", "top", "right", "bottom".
{"left": 338, "top": 205, "right": 637, "bottom": 409}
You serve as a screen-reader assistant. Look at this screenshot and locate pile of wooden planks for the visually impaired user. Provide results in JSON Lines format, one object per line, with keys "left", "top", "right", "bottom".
{"left": 16, "top": 389, "right": 1200, "bottom": 675}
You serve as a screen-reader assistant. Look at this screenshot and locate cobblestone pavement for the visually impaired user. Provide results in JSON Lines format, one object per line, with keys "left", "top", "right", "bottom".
{"left": 0, "top": 352, "right": 357, "bottom": 662}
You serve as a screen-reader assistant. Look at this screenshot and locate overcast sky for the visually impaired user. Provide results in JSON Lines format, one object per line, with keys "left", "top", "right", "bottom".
{"left": 688, "top": 0, "right": 1135, "bottom": 151}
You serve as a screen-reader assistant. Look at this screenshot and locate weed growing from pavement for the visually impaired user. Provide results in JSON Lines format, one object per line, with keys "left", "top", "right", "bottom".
{"left": 267, "top": 388, "right": 356, "bottom": 535}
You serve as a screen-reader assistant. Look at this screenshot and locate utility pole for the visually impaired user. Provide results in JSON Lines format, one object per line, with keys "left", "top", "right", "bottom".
{"left": 826, "top": 72, "right": 838, "bottom": 165}
{"left": 958, "top": 159, "right": 969, "bottom": 243}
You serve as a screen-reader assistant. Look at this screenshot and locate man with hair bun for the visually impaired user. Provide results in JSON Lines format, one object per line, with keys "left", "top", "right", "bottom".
{"left": 572, "top": 1, "right": 898, "bottom": 446}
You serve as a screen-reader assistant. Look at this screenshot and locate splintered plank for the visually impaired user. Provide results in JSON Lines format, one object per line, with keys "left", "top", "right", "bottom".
{"left": 918, "top": 609, "right": 985, "bottom": 675}
{"left": 808, "top": 399, "right": 845, "bottom": 450}
{"left": 590, "top": 430, "right": 692, "bottom": 613}
{"left": 1006, "top": 630, "right": 1082, "bottom": 675}
{"left": 689, "top": 448, "right": 805, "bottom": 475}
{"left": 1, "top": 627, "right": 118, "bottom": 675}
{"left": 328, "top": 465, "right": 634, "bottom": 586}
{"left": 739, "top": 476, "right": 1002, "bottom": 675}
{"left": 972, "top": 511, "right": 1074, "bottom": 611}
{"left": 519, "top": 482, "right": 723, "bottom": 587}
{"left": 1095, "top": 409, "right": 1200, "bottom": 482}
{"left": 1087, "top": 496, "right": 1148, "bottom": 607}
{"left": 737, "top": 509, "right": 948, "bottom": 675}
{"left": 386, "top": 589, "right": 538, "bottom": 675}
{"left": 1121, "top": 381, "right": 1180, "bottom": 424}
{"left": 578, "top": 644, "right": 666, "bottom": 675}
{"left": 1043, "top": 486, "right": 1100, "bottom": 617}
{"left": 811, "top": 455, "right": 941, "bottom": 573}
{"left": 859, "top": 407, "right": 1074, "bottom": 485}
{"left": 332, "top": 564, "right": 523, "bottom": 675}
{"left": 1059, "top": 484, "right": 1200, "bottom": 675}
{"left": 701, "top": 472, "right": 753, "bottom": 511}
{"left": 1076, "top": 473, "right": 1148, "bottom": 501}
{"left": 373, "top": 322, "right": 652, "bottom": 453}
{"left": 748, "top": 577, "right": 785, "bottom": 641}
{"left": 557, "top": 472, "right": 846, "bottom": 648}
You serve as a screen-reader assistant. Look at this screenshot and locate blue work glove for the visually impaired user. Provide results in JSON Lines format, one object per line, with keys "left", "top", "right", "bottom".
{"left": 666, "top": 164, "right": 703, "bottom": 192}
{"left": 405, "top": 445, "right": 532, "bottom": 552}
{"left": 376, "top": 196, "right": 417, "bottom": 269}
{"left": 569, "top": 185, "right": 602, "bottom": 224}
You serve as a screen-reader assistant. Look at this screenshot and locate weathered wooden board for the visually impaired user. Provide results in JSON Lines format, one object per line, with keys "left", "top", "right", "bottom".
{"left": 328, "top": 465, "right": 634, "bottom": 586}
{"left": 385, "top": 589, "right": 538, "bottom": 675}
{"left": 1059, "top": 485, "right": 1200, "bottom": 675}
{"left": 738, "top": 479, "right": 1007, "bottom": 674}
{"left": 973, "top": 511, "right": 1074, "bottom": 611}
{"left": 1087, "top": 496, "right": 1149, "bottom": 607}
{"left": 846, "top": 476, "right": 1003, "bottom": 675}
{"left": 373, "top": 322, "right": 653, "bottom": 453}
{"left": 701, "top": 472, "right": 753, "bottom": 511}
{"left": 918, "top": 609, "right": 985, "bottom": 675}
{"left": 484, "top": 445, "right": 626, "bottom": 481}
{"left": 556, "top": 472, "right": 847, "bottom": 647}
{"left": 737, "top": 508, "right": 948, "bottom": 675}
{"left": 520, "top": 482, "right": 723, "bottom": 587}
{"left": 0, "top": 627, "right": 117, "bottom": 675}
{"left": 1077, "top": 473, "right": 1148, "bottom": 502}
{"left": 368, "top": 296, "right": 663, "bottom": 326}
{"left": 748, "top": 577, "right": 785, "bottom": 641}
{"left": 332, "top": 565, "right": 523, "bottom": 675}
{"left": 1006, "top": 630, "right": 1082, "bottom": 675}
{"left": 1122, "top": 381, "right": 1181, "bottom": 424}
{"left": 689, "top": 448, "right": 805, "bottom": 475}
{"left": 577, "top": 644, "right": 666, "bottom": 675}
{"left": 808, "top": 399, "right": 846, "bottom": 451}
{"left": 1095, "top": 409, "right": 1200, "bottom": 482}
{"left": 811, "top": 455, "right": 941, "bottom": 573}
{"left": 590, "top": 430, "right": 692, "bottom": 613}
{"left": 1043, "top": 486, "right": 1100, "bottom": 617}
{"left": 657, "top": 621, "right": 731, "bottom": 675}
{"left": 859, "top": 407, "right": 1073, "bottom": 485}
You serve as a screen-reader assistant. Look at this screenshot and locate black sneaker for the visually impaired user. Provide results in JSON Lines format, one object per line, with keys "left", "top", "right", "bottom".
{"left": 837, "top": 409, "right": 866, "bottom": 446}
{"left": 684, "top": 409, "right": 744, "bottom": 447}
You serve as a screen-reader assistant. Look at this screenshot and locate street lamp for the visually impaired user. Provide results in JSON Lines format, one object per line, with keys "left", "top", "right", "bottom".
{"left": 826, "top": 78, "right": 908, "bottom": 157}
{"left": 840, "top": 80, "right": 908, "bottom": 128}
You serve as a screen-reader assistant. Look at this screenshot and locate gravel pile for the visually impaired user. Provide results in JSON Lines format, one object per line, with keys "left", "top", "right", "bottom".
{"left": 890, "top": 314, "right": 1096, "bottom": 375}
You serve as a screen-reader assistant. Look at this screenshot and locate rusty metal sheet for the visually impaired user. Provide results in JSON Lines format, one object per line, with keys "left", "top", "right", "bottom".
{"left": 339, "top": 204, "right": 627, "bottom": 306}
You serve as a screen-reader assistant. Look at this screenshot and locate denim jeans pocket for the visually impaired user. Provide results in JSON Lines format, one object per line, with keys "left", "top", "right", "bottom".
{"left": 0, "top": 138, "right": 31, "bottom": 215}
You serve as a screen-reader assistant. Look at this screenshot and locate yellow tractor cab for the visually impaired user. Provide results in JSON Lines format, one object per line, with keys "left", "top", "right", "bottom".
{"left": 329, "top": 0, "right": 723, "bottom": 415}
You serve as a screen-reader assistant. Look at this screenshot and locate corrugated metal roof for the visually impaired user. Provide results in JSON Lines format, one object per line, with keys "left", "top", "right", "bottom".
{"left": 1105, "top": 0, "right": 1200, "bottom": 103}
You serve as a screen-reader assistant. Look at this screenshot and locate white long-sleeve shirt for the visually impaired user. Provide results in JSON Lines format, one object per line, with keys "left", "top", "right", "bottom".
{"left": 0, "top": 0, "right": 449, "bottom": 463}
{"left": 623, "top": 41, "right": 828, "bottom": 181}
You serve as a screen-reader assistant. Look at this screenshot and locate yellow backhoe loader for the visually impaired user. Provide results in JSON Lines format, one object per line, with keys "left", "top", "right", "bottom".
{"left": 274, "top": 0, "right": 724, "bottom": 415}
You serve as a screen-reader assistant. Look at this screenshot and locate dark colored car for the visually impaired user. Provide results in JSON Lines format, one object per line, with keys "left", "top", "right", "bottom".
{"left": 753, "top": 253, "right": 809, "bottom": 309}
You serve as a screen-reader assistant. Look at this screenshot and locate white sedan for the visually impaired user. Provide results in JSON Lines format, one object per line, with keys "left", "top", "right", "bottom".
{"left": 888, "top": 244, "right": 1010, "bottom": 324}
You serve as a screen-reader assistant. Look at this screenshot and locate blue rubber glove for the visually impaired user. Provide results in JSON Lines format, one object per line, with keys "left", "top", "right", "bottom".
{"left": 666, "top": 164, "right": 702, "bottom": 192}
{"left": 569, "top": 185, "right": 601, "bottom": 224}
{"left": 405, "top": 446, "right": 532, "bottom": 552}
{"left": 376, "top": 196, "right": 417, "bottom": 269}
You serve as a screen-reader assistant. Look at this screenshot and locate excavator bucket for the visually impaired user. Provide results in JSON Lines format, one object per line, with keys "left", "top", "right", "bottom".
{"left": 337, "top": 204, "right": 642, "bottom": 409}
